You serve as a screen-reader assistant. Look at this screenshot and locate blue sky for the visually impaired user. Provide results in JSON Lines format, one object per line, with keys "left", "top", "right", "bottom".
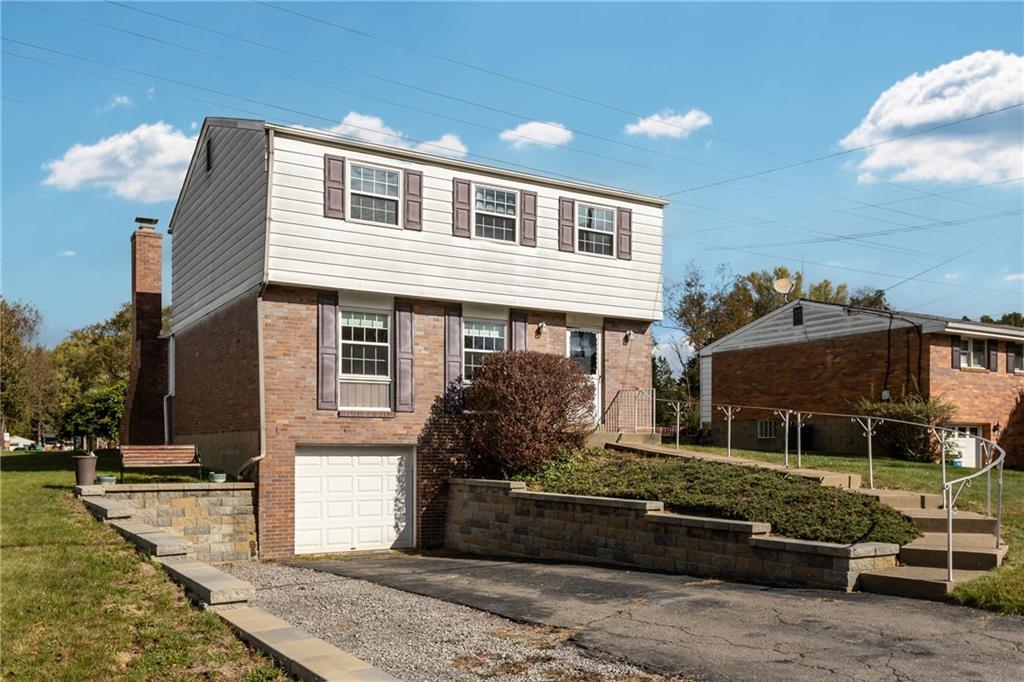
{"left": 2, "top": 1, "right": 1022, "bottom": 347}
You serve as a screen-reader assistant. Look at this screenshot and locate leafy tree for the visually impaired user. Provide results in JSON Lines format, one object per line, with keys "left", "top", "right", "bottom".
{"left": 850, "top": 287, "right": 890, "bottom": 310}
{"left": 652, "top": 355, "right": 693, "bottom": 427}
{"left": 56, "top": 380, "right": 127, "bottom": 444}
{"left": 24, "top": 346, "right": 60, "bottom": 443}
{"left": 1, "top": 298, "right": 42, "bottom": 437}
{"left": 980, "top": 312, "right": 1024, "bottom": 328}
{"left": 52, "top": 302, "right": 131, "bottom": 398}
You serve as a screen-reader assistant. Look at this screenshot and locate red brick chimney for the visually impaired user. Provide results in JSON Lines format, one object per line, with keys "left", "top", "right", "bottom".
{"left": 121, "top": 217, "right": 169, "bottom": 445}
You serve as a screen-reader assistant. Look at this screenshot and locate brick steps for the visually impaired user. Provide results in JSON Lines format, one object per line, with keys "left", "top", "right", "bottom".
{"left": 858, "top": 566, "right": 988, "bottom": 601}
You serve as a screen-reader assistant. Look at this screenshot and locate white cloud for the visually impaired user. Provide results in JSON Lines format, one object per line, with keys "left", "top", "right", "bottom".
{"left": 498, "top": 121, "right": 573, "bottom": 149}
{"left": 625, "top": 108, "right": 712, "bottom": 139}
{"left": 826, "top": 260, "right": 845, "bottom": 267}
{"left": 100, "top": 94, "right": 134, "bottom": 112}
{"left": 943, "top": 271, "right": 963, "bottom": 281}
{"left": 1005, "top": 272, "right": 1024, "bottom": 282}
{"left": 840, "top": 50, "right": 1024, "bottom": 184}
{"left": 322, "top": 112, "right": 468, "bottom": 158}
{"left": 856, "top": 171, "right": 878, "bottom": 185}
{"left": 57, "top": 250, "right": 76, "bottom": 257}
{"left": 190, "top": 121, "right": 198, "bottom": 131}
{"left": 146, "top": 85, "right": 156, "bottom": 100}
{"left": 42, "top": 122, "right": 196, "bottom": 203}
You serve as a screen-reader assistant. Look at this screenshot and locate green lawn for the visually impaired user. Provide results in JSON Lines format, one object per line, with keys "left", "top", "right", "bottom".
{"left": 522, "top": 449, "right": 918, "bottom": 545}
{"left": 675, "top": 444, "right": 1024, "bottom": 615}
{"left": 0, "top": 450, "right": 285, "bottom": 681}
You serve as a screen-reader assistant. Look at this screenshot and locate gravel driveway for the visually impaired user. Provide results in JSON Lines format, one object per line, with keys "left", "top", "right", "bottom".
{"left": 223, "top": 561, "right": 678, "bottom": 681}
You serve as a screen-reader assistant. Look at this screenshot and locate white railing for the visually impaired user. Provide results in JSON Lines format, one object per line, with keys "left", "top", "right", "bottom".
{"left": 705, "top": 402, "right": 1006, "bottom": 582}
{"left": 598, "top": 388, "right": 656, "bottom": 433}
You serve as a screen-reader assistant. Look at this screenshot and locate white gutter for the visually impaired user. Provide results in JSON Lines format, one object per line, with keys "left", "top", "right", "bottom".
{"left": 943, "top": 322, "right": 1024, "bottom": 342}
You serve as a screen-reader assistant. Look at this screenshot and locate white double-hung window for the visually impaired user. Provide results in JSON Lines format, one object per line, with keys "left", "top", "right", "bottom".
{"left": 350, "top": 164, "right": 400, "bottom": 226}
{"left": 340, "top": 310, "right": 390, "bottom": 379}
{"left": 577, "top": 203, "right": 615, "bottom": 256}
{"left": 959, "top": 337, "right": 987, "bottom": 369}
{"left": 474, "top": 186, "right": 517, "bottom": 242}
{"left": 463, "top": 320, "right": 506, "bottom": 380}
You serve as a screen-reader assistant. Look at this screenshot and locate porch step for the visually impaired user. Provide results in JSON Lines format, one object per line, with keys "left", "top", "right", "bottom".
{"left": 859, "top": 566, "right": 988, "bottom": 601}
{"left": 901, "top": 508, "right": 998, "bottom": 534}
{"left": 788, "top": 468, "right": 861, "bottom": 490}
{"left": 899, "top": 533, "right": 1008, "bottom": 570}
{"left": 108, "top": 519, "right": 191, "bottom": 557}
{"left": 157, "top": 556, "right": 255, "bottom": 606}
{"left": 855, "top": 488, "right": 944, "bottom": 510}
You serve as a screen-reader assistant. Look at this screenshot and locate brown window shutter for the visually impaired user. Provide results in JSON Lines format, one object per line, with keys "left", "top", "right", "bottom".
{"left": 393, "top": 300, "right": 414, "bottom": 412}
{"left": 510, "top": 310, "right": 528, "bottom": 350}
{"left": 519, "top": 191, "right": 537, "bottom": 247}
{"left": 452, "top": 178, "right": 472, "bottom": 238}
{"left": 558, "top": 197, "right": 575, "bottom": 252}
{"left": 950, "top": 335, "right": 960, "bottom": 369}
{"left": 1007, "top": 343, "right": 1018, "bottom": 374}
{"left": 617, "top": 207, "right": 633, "bottom": 260}
{"left": 323, "top": 155, "right": 345, "bottom": 219}
{"left": 317, "top": 292, "right": 338, "bottom": 410}
{"left": 988, "top": 340, "right": 999, "bottom": 371}
{"left": 444, "top": 305, "right": 463, "bottom": 386}
{"left": 404, "top": 170, "right": 423, "bottom": 231}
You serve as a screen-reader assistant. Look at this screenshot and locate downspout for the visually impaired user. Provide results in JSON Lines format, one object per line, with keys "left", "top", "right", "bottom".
{"left": 236, "top": 128, "right": 274, "bottom": 480}
{"left": 163, "top": 334, "right": 175, "bottom": 444}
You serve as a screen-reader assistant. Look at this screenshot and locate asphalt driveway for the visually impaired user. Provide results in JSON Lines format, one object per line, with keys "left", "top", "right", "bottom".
{"left": 288, "top": 554, "right": 1024, "bottom": 681}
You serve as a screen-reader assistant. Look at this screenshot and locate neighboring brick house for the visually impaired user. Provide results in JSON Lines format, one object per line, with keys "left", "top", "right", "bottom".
{"left": 698, "top": 299, "right": 1024, "bottom": 468}
{"left": 124, "top": 117, "right": 665, "bottom": 558}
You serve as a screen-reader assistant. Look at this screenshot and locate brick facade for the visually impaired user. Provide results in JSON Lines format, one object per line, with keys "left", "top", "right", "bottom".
{"left": 172, "top": 290, "right": 261, "bottom": 475}
{"left": 710, "top": 328, "right": 1024, "bottom": 467}
{"left": 603, "top": 318, "right": 654, "bottom": 412}
{"left": 121, "top": 226, "right": 168, "bottom": 445}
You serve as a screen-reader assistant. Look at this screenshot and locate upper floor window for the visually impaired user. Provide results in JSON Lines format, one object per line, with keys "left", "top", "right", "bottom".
{"left": 1012, "top": 343, "right": 1024, "bottom": 372}
{"left": 577, "top": 203, "right": 615, "bottom": 256}
{"left": 474, "top": 186, "right": 517, "bottom": 242}
{"left": 340, "top": 310, "right": 390, "bottom": 379}
{"left": 959, "top": 337, "right": 987, "bottom": 369}
{"left": 463, "top": 319, "right": 506, "bottom": 380}
{"left": 350, "top": 164, "right": 400, "bottom": 226}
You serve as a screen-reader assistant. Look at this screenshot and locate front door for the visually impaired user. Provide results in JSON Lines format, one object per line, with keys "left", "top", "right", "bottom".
{"left": 952, "top": 426, "right": 981, "bottom": 468}
{"left": 568, "top": 329, "right": 602, "bottom": 421}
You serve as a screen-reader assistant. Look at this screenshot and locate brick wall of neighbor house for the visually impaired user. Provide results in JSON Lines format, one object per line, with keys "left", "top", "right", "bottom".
{"left": 928, "top": 334, "right": 1024, "bottom": 468}
{"left": 603, "top": 319, "right": 654, "bottom": 412}
{"left": 122, "top": 226, "right": 169, "bottom": 445}
{"left": 710, "top": 326, "right": 927, "bottom": 455}
{"left": 172, "top": 290, "right": 261, "bottom": 475}
{"left": 101, "top": 483, "right": 257, "bottom": 562}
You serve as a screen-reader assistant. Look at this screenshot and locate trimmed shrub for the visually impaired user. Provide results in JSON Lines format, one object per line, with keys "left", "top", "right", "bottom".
{"left": 853, "top": 394, "right": 957, "bottom": 462}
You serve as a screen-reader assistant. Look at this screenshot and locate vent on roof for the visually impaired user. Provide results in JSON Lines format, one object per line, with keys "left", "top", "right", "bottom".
{"left": 793, "top": 306, "right": 804, "bottom": 326}
{"left": 205, "top": 138, "right": 213, "bottom": 172}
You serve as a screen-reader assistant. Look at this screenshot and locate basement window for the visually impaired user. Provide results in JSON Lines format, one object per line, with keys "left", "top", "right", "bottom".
{"left": 757, "top": 420, "right": 777, "bottom": 439}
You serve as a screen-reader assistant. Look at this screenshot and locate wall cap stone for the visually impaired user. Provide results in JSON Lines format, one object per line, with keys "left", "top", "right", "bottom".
{"left": 646, "top": 511, "right": 771, "bottom": 535}
{"left": 750, "top": 536, "right": 900, "bottom": 558}
{"left": 449, "top": 479, "right": 527, "bottom": 490}
{"left": 509, "top": 489, "right": 664, "bottom": 511}
{"left": 103, "top": 482, "right": 256, "bottom": 493}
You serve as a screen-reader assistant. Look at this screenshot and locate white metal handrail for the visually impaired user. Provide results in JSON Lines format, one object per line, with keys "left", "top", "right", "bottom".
{"left": 598, "top": 388, "right": 656, "bottom": 433}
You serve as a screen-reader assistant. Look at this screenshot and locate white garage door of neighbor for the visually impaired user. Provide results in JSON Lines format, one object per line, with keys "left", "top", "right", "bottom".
{"left": 294, "top": 446, "right": 414, "bottom": 554}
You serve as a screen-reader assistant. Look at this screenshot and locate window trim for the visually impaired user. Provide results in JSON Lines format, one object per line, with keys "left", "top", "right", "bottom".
{"left": 462, "top": 317, "right": 507, "bottom": 382}
{"left": 338, "top": 306, "right": 392, "bottom": 384}
{"left": 347, "top": 161, "right": 403, "bottom": 229}
{"left": 576, "top": 201, "right": 616, "bottom": 258}
{"left": 1013, "top": 343, "right": 1024, "bottom": 372}
{"left": 959, "top": 336, "right": 988, "bottom": 370}
{"left": 757, "top": 420, "right": 776, "bottom": 439}
{"left": 472, "top": 183, "right": 518, "bottom": 244}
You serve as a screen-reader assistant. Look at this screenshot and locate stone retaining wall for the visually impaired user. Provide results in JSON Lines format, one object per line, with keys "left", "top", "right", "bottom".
{"left": 98, "top": 483, "right": 257, "bottom": 562}
{"left": 446, "top": 479, "right": 898, "bottom": 591}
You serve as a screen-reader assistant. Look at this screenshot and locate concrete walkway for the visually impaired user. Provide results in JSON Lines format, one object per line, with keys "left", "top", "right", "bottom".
{"left": 290, "top": 554, "right": 1024, "bottom": 682}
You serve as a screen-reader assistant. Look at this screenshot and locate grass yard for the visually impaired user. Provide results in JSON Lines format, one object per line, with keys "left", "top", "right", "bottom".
{"left": 675, "top": 444, "right": 1024, "bottom": 615}
{"left": 0, "top": 449, "right": 285, "bottom": 681}
{"left": 522, "top": 449, "right": 918, "bottom": 545}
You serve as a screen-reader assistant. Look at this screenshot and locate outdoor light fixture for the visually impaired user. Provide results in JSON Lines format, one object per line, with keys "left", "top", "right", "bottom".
{"left": 624, "top": 330, "right": 635, "bottom": 343}
{"left": 535, "top": 321, "right": 547, "bottom": 337}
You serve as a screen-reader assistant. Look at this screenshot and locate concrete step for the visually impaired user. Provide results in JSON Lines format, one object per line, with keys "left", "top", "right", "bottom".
{"left": 220, "top": 606, "right": 399, "bottom": 681}
{"left": 157, "top": 556, "right": 255, "bottom": 606}
{"left": 859, "top": 566, "right": 988, "bottom": 601}
{"left": 108, "top": 519, "right": 190, "bottom": 557}
{"left": 789, "top": 468, "right": 861, "bottom": 490}
{"left": 901, "top": 508, "right": 998, "bottom": 534}
{"left": 900, "top": 533, "right": 1008, "bottom": 570}
{"left": 855, "top": 488, "right": 944, "bottom": 510}
{"left": 82, "top": 497, "right": 133, "bottom": 521}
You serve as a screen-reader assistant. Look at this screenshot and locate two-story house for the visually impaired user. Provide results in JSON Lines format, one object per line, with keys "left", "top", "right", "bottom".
{"left": 121, "top": 117, "right": 666, "bottom": 558}
{"left": 698, "top": 299, "right": 1024, "bottom": 468}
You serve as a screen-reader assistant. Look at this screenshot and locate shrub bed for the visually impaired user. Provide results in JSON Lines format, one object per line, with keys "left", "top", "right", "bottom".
{"left": 521, "top": 450, "right": 918, "bottom": 545}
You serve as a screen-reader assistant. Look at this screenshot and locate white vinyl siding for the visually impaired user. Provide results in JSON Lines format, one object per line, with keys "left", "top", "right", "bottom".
{"left": 266, "top": 133, "right": 664, "bottom": 321}
{"left": 170, "top": 122, "right": 267, "bottom": 332}
{"left": 699, "top": 355, "right": 713, "bottom": 424}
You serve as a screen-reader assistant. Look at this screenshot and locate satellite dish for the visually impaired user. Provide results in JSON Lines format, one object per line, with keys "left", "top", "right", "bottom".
{"left": 773, "top": 277, "right": 795, "bottom": 297}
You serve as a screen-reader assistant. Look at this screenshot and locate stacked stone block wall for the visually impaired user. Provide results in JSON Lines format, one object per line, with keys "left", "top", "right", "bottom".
{"left": 103, "top": 483, "right": 257, "bottom": 562}
{"left": 446, "top": 479, "right": 897, "bottom": 591}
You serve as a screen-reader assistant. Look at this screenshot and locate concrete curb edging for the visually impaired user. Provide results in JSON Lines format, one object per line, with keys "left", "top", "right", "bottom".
{"left": 75, "top": 487, "right": 398, "bottom": 681}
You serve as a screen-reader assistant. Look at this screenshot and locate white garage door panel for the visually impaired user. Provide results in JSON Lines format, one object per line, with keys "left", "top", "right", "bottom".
{"left": 294, "top": 446, "right": 414, "bottom": 554}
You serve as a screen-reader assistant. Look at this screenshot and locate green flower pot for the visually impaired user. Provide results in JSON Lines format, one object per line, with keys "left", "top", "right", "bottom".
{"left": 97, "top": 475, "right": 117, "bottom": 485}
{"left": 208, "top": 472, "right": 227, "bottom": 483}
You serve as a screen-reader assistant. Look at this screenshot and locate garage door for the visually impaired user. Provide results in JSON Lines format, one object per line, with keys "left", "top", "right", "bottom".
{"left": 294, "top": 446, "right": 414, "bottom": 554}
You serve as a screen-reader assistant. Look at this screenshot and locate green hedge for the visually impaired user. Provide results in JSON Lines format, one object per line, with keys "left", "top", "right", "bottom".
{"left": 521, "top": 450, "right": 918, "bottom": 545}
